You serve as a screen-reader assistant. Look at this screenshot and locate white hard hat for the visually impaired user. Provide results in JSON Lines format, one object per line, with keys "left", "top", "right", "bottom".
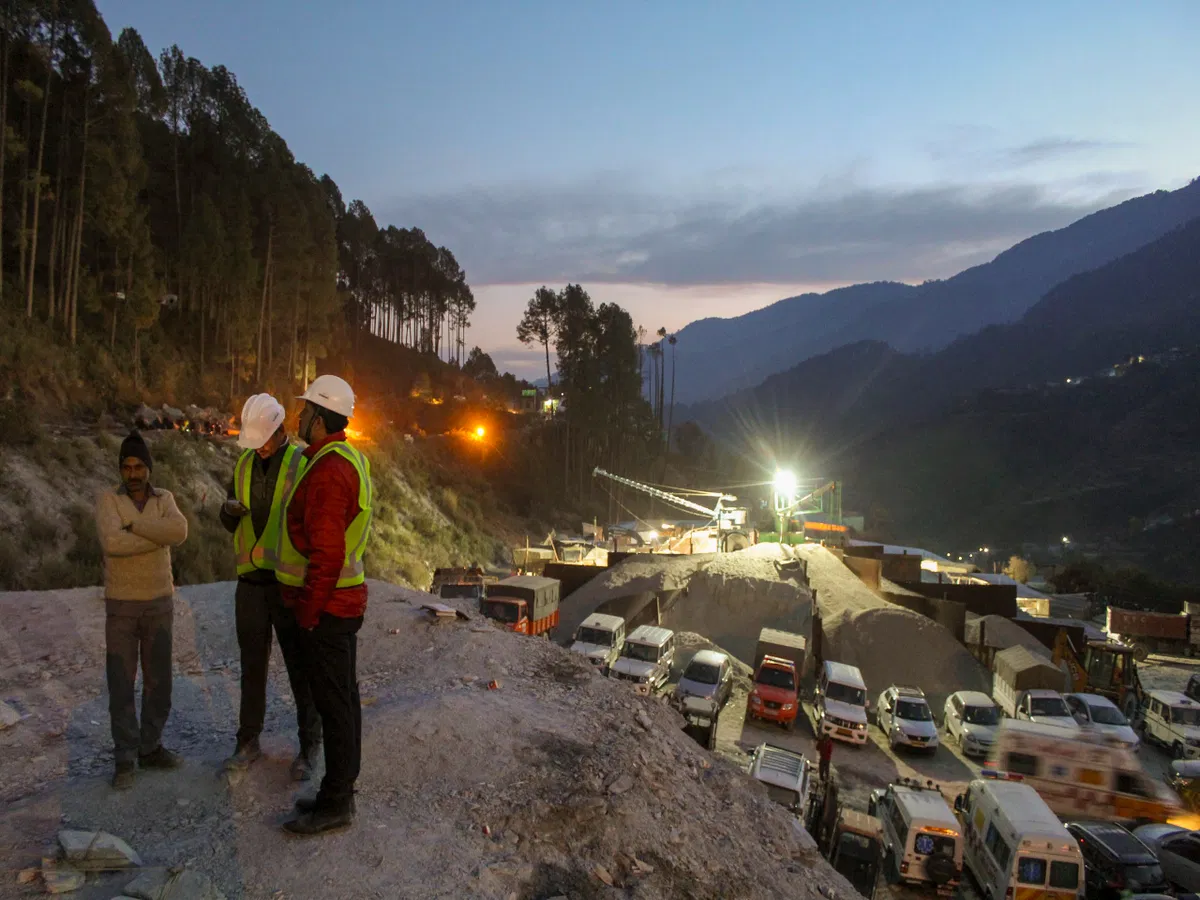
{"left": 297, "top": 374, "right": 355, "bottom": 418}
{"left": 237, "top": 393, "right": 286, "bottom": 450}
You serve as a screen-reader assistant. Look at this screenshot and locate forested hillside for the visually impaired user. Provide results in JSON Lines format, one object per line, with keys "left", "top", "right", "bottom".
{"left": 0, "top": 2, "right": 474, "bottom": 415}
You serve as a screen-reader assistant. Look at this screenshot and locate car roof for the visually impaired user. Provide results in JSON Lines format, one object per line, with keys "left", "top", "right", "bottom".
{"left": 750, "top": 744, "right": 809, "bottom": 791}
{"left": 626, "top": 625, "right": 673, "bottom": 646}
{"left": 688, "top": 649, "right": 727, "bottom": 667}
{"left": 824, "top": 661, "right": 866, "bottom": 688}
{"left": 892, "top": 687, "right": 928, "bottom": 701}
{"left": 580, "top": 613, "right": 625, "bottom": 630}
{"left": 891, "top": 786, "right": 958, "bottom": 826}
{"left": 1067, "top": 693, "right": 1119, "bottom": 709}
{"left": 1149, "top": 690, "right": 1198, "bottom": 707}
{"left": 1068, "top": 822, "right": 1156, "bottom": 861}
{"left": 951, "top": 691, "right": 996, "bottom": 708}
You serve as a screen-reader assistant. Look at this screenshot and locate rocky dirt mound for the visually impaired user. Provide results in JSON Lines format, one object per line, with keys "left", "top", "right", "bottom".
{"left": 0, "top": 581, "right": 851, "bottom": 899}
{"left": 793, "top": 544, "right": 990, "bottom": 712}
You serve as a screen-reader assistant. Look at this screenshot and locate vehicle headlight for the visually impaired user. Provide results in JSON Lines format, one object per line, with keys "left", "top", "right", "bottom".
{"left": 854, "top": 722, "right": 866, "bottom": 731}
{"left": 782, "top": 703, "right": 794, "bottom": 711}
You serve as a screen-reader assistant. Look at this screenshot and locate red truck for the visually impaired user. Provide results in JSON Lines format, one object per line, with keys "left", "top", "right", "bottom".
{"left": 481, "top": 575, "right": 561, "bottom": 637}
{"left": 747, "top": 627, "right": 807, "bottom": 731}
{"left": 1107, "top": 607, "right": 1197, "bottom": 659}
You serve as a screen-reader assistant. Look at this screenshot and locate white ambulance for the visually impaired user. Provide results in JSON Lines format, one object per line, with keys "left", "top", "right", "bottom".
{"left": 956, "top": 776, "right": 1084, "bottom": 900}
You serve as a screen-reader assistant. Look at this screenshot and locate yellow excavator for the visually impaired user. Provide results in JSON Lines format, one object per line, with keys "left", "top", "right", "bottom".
{"left": 1051, "top": 630, "right": 1144, "bottom": 719}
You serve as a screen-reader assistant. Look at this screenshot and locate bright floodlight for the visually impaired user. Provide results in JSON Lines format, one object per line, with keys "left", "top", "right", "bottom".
{"left": 475, "top": 425, "right": 486, "bottom": 438}
{"left": 773, "top": 470, "right": 797, "bottom": 498}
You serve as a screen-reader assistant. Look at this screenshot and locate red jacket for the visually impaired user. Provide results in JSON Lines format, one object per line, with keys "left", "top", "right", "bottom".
{"left": 282, "top": 431, "right": 368, "bottom": 628}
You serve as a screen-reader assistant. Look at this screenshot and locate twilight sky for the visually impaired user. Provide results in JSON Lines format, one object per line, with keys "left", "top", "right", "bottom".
{"left": 97, "top": 0, "right": 1200, "bottom": 377}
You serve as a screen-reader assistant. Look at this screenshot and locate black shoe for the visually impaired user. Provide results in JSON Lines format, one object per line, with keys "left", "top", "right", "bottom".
{"left": 138, "top": 747, "right": 183, "bottom": 769}
{"left": 282, "top": 806, "right": 354, "bottom": 836}
{"left": 111, "top": 762, "right": 135, "bottom": 790}
{"left": 294, "top": 794, "right": 356, "bottom": 814}
{"left": 290, "top": 744, "right": 320, "bottom": 782}
{"left": 223, "top": 738, "right": 262, "bottom": 771}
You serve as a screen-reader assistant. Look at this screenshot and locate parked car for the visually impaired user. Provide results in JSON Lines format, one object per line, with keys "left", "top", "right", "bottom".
{"left": 876, "top": 686, "right": 938, "bottom": 753}
{"left": 1066, "top": 693, "right": 1140, "bottom": 751}
{"left": 747, "top": 743, "right": 813, "bottom": 818}
{"left": 815, "top": 661, "right": 870, "bottom": 746}
{"left": 1133, "top": 825, "right": 1200, "bottom": 894}
{"left": 1065, "top": 821, "right": 1169, "bottom": 897}
{"left": 943, "top": 691, "right": 1001, "bottom": 758}
{"left": 1139, "top": 691, "right": 1200, "bottom": 759}
{"left": 673, "top": 649, "right": 734, "bottom": 714}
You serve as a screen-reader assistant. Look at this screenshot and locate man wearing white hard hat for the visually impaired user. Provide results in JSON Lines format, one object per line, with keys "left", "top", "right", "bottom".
{"left": 219, "top": 393, "right": 321, "bottom": 780}
{"left": 275, "top": 374, "right": 373, "bottom": 836}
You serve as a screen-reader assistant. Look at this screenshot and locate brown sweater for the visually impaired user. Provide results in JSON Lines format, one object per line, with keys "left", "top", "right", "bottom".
{"left": 96, "top": 486, "right": 189, "bottom": 601}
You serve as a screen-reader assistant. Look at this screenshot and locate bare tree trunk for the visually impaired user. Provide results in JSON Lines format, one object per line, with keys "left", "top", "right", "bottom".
{"left": 289, "top": 293, "right": 297, "bottom": 384}
{"left": 0, "top": 26, "right": 9, "bottom": 305}
{"left": 69, "top": 101, "right": 88, "bottom": 346}
{"left": 199, "top": 284, "right": 206, "bottom": 375}
{"left": 302, "top": 293, "right": 311, "bottom": 390}
{"left": 255, "top": 223, "right": 273, "bottom": 383}
{"left": 18, "top": 100, "right": 31, "bottom": 288}
{"left": 26, "top": 12, "right": 59, "bottom": 317}
{"left": 266, "top": 264, "right": 273, "bottom": 372}
{"left": 47, "top": 111, "right": 67, "bottom": 322}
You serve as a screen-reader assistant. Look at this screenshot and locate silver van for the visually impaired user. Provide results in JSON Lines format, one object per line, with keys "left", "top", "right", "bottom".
{"left": 610, "top": 625, "right": 675, "bottom": 692}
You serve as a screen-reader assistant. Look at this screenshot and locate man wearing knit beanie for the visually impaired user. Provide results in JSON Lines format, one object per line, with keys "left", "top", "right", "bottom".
{"left": 96, "top": 430, "right": 189, "bottom": 790}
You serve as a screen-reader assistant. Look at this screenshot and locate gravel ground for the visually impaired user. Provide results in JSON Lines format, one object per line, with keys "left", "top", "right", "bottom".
{"left": 0, "top": 580, "right": 856, "bottom": 900}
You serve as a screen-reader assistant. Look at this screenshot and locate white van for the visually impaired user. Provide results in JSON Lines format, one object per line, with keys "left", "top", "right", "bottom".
{"left": 990, "top": 719, "right": 1180, "bottom": 823}
{"left": 1140, "top": 690, "right": 1200, "bottom": 760}
{"left": 747, "top": 743, "right": 813, "bottom": 818}
{"left": 956, "top": 777, "right": 1084, "bottom": 900}
{"left": 610, "top": 625, "right": 675, "bottom": 692}
{"left": 869, "top": 781, "right": 963, "bottom": 894}
{"left": 569, "top": 613, "right": 626, "bottom": 673}
{"left": 816, "top": 661, "right": 869, "bottom": 745}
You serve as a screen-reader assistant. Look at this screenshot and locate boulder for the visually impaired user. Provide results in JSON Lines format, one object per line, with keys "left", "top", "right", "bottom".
{"left": 58, "top": 829, "right": 142, "bottom": 870}
{"left": 0, "top": 700, "right": 20, "bottom": 730}
{"left": 125, "top": 867, "right": 225, "bottom": 900}
{"left": 41, "top": 861, "right": 85, "bottom": 894}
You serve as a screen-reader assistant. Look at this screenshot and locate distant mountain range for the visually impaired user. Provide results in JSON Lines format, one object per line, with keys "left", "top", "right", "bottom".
{"left": 670, "top": 178, "right": 1200, "bottom": 406}
{"left": 686, "top": 211, "right": 1200, "bottom": 562}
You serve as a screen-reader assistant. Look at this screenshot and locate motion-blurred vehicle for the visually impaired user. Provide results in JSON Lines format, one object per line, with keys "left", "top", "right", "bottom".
{"left": 1169, "top": 760, "right": 1200, "bottom": 813}
{"left": 1066, "top": 693, "right": 1140, "bottom": 751}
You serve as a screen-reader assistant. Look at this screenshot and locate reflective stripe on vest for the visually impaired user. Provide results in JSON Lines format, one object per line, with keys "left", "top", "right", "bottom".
{"left": 232, "top": 444, "right": 306, "bottom": 575}
{"left": 275, "top": 441, "right": 373, "bottom": 589}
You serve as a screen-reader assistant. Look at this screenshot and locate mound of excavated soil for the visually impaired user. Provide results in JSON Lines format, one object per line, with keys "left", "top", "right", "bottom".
{"left": 793, "top": 544, "right": 990, "bottom": 713}
{"left": 0, "top": 580, "right": 850, "bottom": 899}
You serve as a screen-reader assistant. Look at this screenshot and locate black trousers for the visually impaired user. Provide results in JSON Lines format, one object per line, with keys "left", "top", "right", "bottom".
{"left": 106, "top": 596, "right": 174, "bottom": 764}
{"left": 299, "top": 613, "right": 363, "bottom": 809}
{"left": 235, "top": 579, "right": 322, "bottom": 750}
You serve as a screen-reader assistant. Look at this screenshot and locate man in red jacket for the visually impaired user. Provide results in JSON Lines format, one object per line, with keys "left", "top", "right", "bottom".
{"left": 275, "top": 375, "right": 373, "bottom": 836}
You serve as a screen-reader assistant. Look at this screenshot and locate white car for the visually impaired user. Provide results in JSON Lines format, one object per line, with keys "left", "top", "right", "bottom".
{"left": 877, "top": 686, "right": 939, "bottom": 753}
{"left": 1064, "top": 692, "right": 1139, "bottom": 751}
{"left": 943, "top": 690, "right": 1001, "bottom": 757}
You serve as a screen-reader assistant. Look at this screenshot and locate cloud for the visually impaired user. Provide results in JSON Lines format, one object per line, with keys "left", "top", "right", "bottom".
{"left": 1002, "top": 137, "right": 1135, "bottom": 167}
{"left": 380, "top": 173, "right": 1138, "bottom": 288}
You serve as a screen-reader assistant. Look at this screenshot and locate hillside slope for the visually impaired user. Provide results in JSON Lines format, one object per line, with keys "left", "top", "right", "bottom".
{"left": 671, "top": 178, "right": 1200, "bottom": 405}
{"left": 0, "top": 427, "right": 518, "bottom": 593}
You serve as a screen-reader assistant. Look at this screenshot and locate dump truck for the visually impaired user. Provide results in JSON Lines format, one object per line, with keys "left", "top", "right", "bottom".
{"left": 747, "top": 628, "right": 806, "bottom": 731}
{"left": 1106, "top": 607, "right": 1198, "bottom": 660}
{"left": 480, "top": 575, "right": 560, "bottom": 637}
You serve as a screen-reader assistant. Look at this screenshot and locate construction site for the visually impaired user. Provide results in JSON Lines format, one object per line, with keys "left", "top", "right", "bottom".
{"left": 5, "top": 457, "right": 1198, "bottom": 900}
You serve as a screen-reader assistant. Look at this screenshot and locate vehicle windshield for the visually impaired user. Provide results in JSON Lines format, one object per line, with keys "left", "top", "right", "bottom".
{"left": 837, "top": 831, "right": 879, "bottom": 862}
{"left": 757, "top": 668, "right": 796, "bottom": 690}
{"left": 622, "top": 642, "right": 660, "bottom": 663}
{"left": 913, "top": 832, "right": 956, "bottom": 857}
{"left": 826, "top": 681, "right": 867, "bottom": 707}
{"left": 1126, "top": 864, "right": 1165, "bottom": 888}
{"left": 1172, "top": 706, "right": 1200, "bottom": 727}
{"left": 481, "top": 600, "right": 519, "bottom": 622}
{"left": 964, "top": 704, "right": 1001, "bottom": 726}
{"left": 763, "top": 784, "right": 800, "bottom": 809}
{"left": 1030, "top": 697, "right": 1071, "bottom": 718}
{"left": 1089, "top": 704, "right": 1128, "bottom": 726}
{"left": 896, "top": 699, "right": 932, "bottom": 721}
{"left": 685, "top": 662, "right": 721, "bottom": 685}
{"left": 1049, "top": 861, "right": 1080, "bottom": 890}
{"left": 439, "top": 583, "right": 480, "bottom": 599}
{"left": 575, "top": 627, "right": 614, "bottom": 647}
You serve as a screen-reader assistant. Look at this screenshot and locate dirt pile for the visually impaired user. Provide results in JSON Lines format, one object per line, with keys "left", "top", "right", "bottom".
{"left": 794, "top": 544, "right": 990, "bottom": 710}
{"left": 0, "top": 580, "right": 851, "bottom": 899}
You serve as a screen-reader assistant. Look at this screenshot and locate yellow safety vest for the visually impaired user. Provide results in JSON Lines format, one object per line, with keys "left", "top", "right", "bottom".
{"left": 232, "top": 444, "right": 306, "bottom": 576}
{"left": 275, "top": 441, "right": 373, "bottom": 589}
